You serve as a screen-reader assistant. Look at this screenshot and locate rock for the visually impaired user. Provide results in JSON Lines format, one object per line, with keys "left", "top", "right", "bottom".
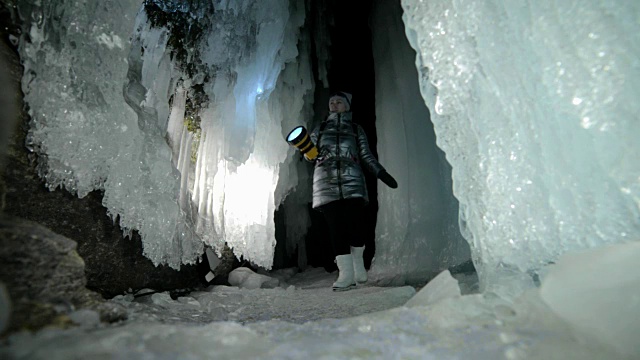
{"left": 151, "top": 293, "right": 175, "bottom": 307}
{"left": 257, "top": 267, "right": 298, "bottom": 288}
{"left": 91, "top": 301, "right": 128, "bottom": 323}
{"left": 228, "top": 267, "right": 280, "bottom": 289}
{"left": 261, "top": 278, "right": 280, "bottom": 289}
{"left": 0, "top": 28, "right": 19, "bottom": 172}
{"left": 0, "top": 215, "right": 104, "bottom": 333}
{"left": 196, "top": 244, "right": 239, "bottom": 286}
{"left": 68, "top": 309, "right": 101, "bottom": 327}
{"left": 0, "top": 282, "right": 11, "bottom": 333}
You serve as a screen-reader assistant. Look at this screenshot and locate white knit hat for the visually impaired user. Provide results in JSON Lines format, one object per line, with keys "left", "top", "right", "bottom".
{"left": 330, "top": 91, "right": 352, "bottom": 111}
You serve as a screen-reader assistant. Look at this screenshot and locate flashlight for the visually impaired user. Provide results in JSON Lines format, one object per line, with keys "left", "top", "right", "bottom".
{"left": 286, "top": 126, "right": 318, "bottom": 161}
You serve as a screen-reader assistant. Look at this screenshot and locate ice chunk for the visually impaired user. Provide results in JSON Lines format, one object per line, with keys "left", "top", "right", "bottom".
{"left": 405, "top": 270, "right": 461, "bottom": 307}
{"left": 150, "top": 292, "right": 175, "bottom": 307}
{"left": 228, "top": 267, "right": 279, "bottom": 289}
{"left": 539, "top": 242, "right": 640, "bottom": 358}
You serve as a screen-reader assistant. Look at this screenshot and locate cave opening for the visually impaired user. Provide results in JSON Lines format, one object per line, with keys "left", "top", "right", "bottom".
{"left": 273, "top": 0, "right": 379, "bottom": 272}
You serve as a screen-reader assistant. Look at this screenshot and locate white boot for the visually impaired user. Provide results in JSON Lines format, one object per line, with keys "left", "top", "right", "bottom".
{"left": 351, "top": 246, "right": 368, "bottom": 284}
{"left": 333, "top": 254, "right": 355, "bottom": 291}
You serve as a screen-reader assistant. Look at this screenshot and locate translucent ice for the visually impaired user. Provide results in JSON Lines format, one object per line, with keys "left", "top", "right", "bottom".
{"left": 540, "top": 242, "right": 640, "bottom": 358}
{"left": 404, "top": 270, "right": 461, "bottom": 308}
{"left": 15, "top": 0, "right": 203, "bottom": 267}
{"left": 401, "top": 0, "right": 640, "bottom": 291}
{"left": 16, "top": 0, "right": 314, "bottom": 269}
{"left": 17, "top": 0, "right": 142, "bottom": 198}
{"left": 370, "top": 0, "right": 471, "bottom": 285}
{"left": 190, "top": 0, "right": 314, "bottom": 267}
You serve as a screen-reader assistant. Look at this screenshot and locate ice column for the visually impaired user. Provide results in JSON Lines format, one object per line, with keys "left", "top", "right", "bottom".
{"left": 191, "top": 0, "right": 313, "bottom": 268}
{"left": 273, "top": 17, "right": 316, "bottom": 270}
{"left": 370, "top": 0, "right": 470, "bottom": 285}
{"left": 106, "top": 9, "right": 204, "bottom": 267}
{"left": 401, "top": 0, "right": 640, "bottom": 292}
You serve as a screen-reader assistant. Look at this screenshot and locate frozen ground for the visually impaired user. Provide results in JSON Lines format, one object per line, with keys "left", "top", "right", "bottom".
{"left": 113, "top": 268, "right": 418, "bottom": 325}
{"left": 0, "top": 263, "right": 634, "bottom": 360}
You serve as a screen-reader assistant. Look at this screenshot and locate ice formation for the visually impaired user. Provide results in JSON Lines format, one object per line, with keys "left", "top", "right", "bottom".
{"left": 16, "top": 0, "right": 315, "bottom": 269}
{"left": 370, "top": 0, "right": 471, "bottom": 285}
{"left": 6, "top": 1, "right": 640, "bottom": 357}
{"left": 401, "top": 0, "right": 640, "bottom": 292}
{"left": 17, "top": 0, "right": 141, "bottom": 198}
{"left": 15, "top": 0, "right": 639, "bottom": 294}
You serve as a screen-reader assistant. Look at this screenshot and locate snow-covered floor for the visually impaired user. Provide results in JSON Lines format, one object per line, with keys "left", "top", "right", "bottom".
{"left": 114, "top": 267, "right": 418, "bottom": 325}
{"left": 0, "top": 266, "right": 631, "bottom": 360}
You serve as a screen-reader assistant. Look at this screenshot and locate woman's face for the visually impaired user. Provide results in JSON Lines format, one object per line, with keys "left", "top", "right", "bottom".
{"left": 329, "top": 96, "right": 348, "bottom": 113}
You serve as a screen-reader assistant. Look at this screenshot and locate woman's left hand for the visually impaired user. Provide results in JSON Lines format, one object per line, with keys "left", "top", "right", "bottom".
{"left": 378, "top": 170, "right": 398, "bottom": 189}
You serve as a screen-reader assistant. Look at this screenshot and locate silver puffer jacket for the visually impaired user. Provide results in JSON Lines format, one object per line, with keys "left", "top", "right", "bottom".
{"left": 309, "top": 112, "right": 385, "bottom": 209}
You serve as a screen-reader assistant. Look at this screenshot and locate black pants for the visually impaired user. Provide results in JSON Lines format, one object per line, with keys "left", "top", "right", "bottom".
{"left": 320, "top": 198, "right": 365, "bottom": 256}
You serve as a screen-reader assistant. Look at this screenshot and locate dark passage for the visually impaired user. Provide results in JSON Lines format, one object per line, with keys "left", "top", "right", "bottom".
{"left": 274, "top": 1, "right": 379, "bottom": 271}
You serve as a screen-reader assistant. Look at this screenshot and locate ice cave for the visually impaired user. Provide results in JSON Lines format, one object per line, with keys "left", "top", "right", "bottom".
{"left": 0, "top": 0, "right": 638, "bottom": 359}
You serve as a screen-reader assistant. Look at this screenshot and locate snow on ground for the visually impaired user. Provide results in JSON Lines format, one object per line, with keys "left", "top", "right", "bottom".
{"left": 0, "top": 262, "right": 634, "bottom": 360}
{"left": 112, "top": 267, "right": 417, "bottom": 325}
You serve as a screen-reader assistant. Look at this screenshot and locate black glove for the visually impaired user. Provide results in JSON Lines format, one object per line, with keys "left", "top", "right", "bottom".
{"left": 378, "top": 170, "right": 398, "bottom": 189}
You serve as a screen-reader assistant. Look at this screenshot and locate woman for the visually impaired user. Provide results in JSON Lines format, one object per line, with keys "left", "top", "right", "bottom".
{"left": 309, "top": 91, "right": 398, "bottom": 291}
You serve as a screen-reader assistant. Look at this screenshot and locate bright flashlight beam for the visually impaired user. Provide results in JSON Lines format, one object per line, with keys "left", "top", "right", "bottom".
{"left": 287, "top": 126, "right": 303, "bottom": 142}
